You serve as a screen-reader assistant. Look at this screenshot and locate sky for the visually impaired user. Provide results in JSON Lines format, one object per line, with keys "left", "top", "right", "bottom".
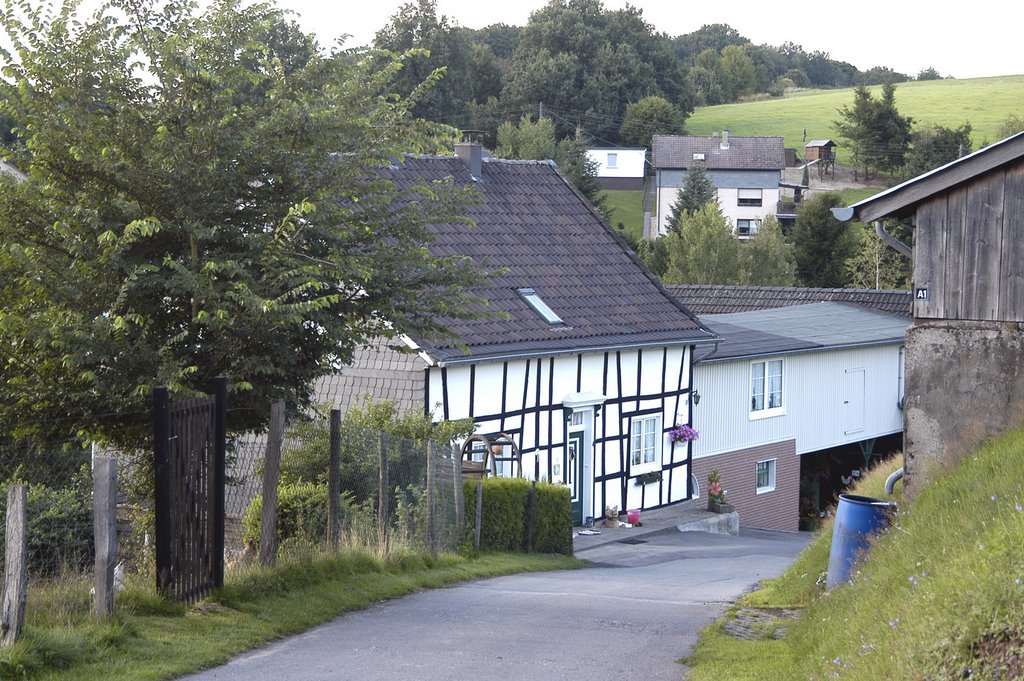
{"left": 276, "top": 0, "right": 1021, "bottom": 80}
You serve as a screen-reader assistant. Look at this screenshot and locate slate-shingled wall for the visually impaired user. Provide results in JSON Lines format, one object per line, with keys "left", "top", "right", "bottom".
{"left": 316, "top": 339, "right": 426, "bottom": 418}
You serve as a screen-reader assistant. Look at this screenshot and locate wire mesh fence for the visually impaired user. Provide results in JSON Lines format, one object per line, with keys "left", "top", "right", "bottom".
{"left": 1, "top": 403, "right": 466, "bottom": 629}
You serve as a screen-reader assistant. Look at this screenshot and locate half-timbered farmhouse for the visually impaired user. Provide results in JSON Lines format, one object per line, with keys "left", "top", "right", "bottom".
{"left": 836, "top": 131, "right": 1024, "bottom": 492}
{"left": 318, "top": 144, "right": 717, "bottom": 526}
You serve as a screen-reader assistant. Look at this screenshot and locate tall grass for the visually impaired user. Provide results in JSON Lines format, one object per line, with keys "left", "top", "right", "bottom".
{"left": 687, "top": 425, "right": 1024, "bottom": 680}
{"left": 687, "top": 75, "right": 1024, "bottom": 164}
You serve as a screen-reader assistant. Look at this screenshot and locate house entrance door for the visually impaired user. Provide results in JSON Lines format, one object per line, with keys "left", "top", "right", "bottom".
{"left": 567, "top": 430, "right": 584, "bottom": 525}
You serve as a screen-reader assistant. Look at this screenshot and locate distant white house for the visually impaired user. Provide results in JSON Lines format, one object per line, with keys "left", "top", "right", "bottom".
{"left": 586, "top": 147, "right": 646, "bottom": 190}
{"left": 651, "top": 133, "right": 786, "bottom": 239}
{"left": 685, "top": 301, "right": 908, "bottom": 532}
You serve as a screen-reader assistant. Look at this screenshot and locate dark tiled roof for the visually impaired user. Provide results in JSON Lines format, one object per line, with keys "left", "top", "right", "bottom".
{"left": 665, "top": 285, "right": 912, "bottom": 318}
{"left": 652, "top": 135, "right": 785, "bottom": 171}
{"left": 379, "top": 156, "right": 715, "bottom": 365}
{"left": 698, "top": 303, "right": 909, "bottom": 362}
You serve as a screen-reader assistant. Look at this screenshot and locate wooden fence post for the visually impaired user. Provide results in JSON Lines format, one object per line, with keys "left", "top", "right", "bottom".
{"left": 473, "top": 481, "right": 484, "bottom": 551}
{"left": 93, "top": 457, "right": 118, "bottom": 618}
{"left": 526, "top": 480, "right": 537, "bottom": 553}
{"left": 1, "top": 485, "right": 28, "bottom": 647}
{"left": 327, "top": 409, "right": 342, "bottom": 547}
{"left": 426, "top": 441, "right": 436, "bottom": 556}
{"left": 259, "top": 400, "right": 285, "bottom": 566}
{"left": 377, "top": 432, "right": 389, "bottom": 548}
{"left": 453, "top": 444, "right": 464, "bottom": 534}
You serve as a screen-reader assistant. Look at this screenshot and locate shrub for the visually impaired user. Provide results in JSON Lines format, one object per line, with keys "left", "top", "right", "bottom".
{"left": 242, "top": 482, "right": 331, "bottom": 548}
{"left": 463, "top": 478, "right": 572, "bottom": 555}
{"left": 531, "top": 483, "right": 572, "bottom": 555}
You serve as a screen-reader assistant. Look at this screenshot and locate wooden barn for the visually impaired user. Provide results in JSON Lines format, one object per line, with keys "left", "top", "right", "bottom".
{"left": 836, "top": 131, "right": 1024, "bottom": 490}
{"left": 318, "top": 143, "right": 717, "bottom": 525}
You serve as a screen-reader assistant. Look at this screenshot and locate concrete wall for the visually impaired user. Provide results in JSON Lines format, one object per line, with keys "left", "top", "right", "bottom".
{"left": 691, "top": 439, "right": 799, "bottom": 532}
{"left": 904, "top": 320, "right": 1024, "bottom": 492}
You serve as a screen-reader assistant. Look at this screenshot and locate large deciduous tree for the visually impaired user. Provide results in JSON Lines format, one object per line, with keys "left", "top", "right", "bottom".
{"left": 741, "top": 216, "right": 797, "bottom": 286}
{"left": 0, "top": 0, "right": 483, "bottom": 446}
{"left": 662, "top": 204, "right": 742, "bottom": 285}
{"left": 619, "top": 95, "right": 686, "bottom": 151}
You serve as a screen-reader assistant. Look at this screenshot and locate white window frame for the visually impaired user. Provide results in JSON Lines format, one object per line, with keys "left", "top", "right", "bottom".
{"left": 737, "top": 188, "right": 763, "bottom": 207}
{"left": 750, "top": 359, "right": 784, "bottom": 419}
{"left": 756, "top": 458, "right": 777, "bottom": 494}
{"left": 629, "top": 414, "right": 661, "bottom": 473}
{"left": 735, "top": 219, "right": 762, "bottom": 237}
{"left": 606, "top": 152, "right": 618, "bottom": 169}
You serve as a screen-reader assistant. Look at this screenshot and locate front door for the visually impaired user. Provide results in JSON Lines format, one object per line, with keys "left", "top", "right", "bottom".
{"left": 568, "top": 430, "right": 584, "bottom": 525}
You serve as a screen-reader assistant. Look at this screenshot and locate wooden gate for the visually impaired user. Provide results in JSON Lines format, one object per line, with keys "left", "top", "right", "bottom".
{"left": 153, "top": 377, "right": 227, "bottom": 602}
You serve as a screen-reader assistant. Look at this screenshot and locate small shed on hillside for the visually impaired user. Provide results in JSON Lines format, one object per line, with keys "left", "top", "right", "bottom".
{"left": 837, "top": 131, "right": 1024, "bottom": 492}
{"left": 804, "top": 140, "right": 837, "bottom": 163}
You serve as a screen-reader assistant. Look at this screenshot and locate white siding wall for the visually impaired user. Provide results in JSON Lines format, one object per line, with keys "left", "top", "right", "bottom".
{"left": 692, "top": 344, "right": 904, "bottom": 459}
{"left": 427, "top": 345, "right": 695, "bottom": 520}
{"left": 586, "top": 149, "right": 646, "bottom": 179}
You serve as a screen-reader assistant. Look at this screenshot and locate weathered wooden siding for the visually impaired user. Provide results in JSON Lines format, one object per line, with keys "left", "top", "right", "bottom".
{"left": 915, "top": 159, "right": 1024, "bottom": 321}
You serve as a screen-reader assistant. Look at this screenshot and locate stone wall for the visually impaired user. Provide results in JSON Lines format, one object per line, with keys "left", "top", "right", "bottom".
{"left": 904, "top": 320, "right": 1024, "bottom": 492}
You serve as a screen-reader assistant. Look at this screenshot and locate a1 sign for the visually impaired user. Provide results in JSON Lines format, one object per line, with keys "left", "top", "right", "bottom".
{"left": 915, "top": 287, "right": 929, "bottom": 301}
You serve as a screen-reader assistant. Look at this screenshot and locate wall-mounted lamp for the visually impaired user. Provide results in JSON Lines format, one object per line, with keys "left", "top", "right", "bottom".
{"left": 563, "top": 406, "right": 574, "bottom": 422}
{"left": 691, "top": 389, "right": 701, "bottom": 406}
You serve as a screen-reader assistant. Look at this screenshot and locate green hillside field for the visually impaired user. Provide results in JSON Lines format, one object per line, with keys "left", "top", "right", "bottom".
{"left": 686, "top": 75, "right": 1024, "bottom": 165}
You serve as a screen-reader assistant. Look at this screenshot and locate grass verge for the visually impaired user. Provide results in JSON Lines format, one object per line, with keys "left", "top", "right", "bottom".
{"left": 0, "top": 550, "right": 583, "bottom": 680}
{"left": 685, "top": 427, "right": 1024, "bottom": 680}
{"left": 600, "top": 188, "right": 645, "bottom": 243}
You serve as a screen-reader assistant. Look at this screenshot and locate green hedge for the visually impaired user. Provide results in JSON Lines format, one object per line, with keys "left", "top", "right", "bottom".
{"left": 463, "top": 478, "right": 572, "bottom": 555}
{"left": 242, "top": 481, "right": 330, "bottom": 547}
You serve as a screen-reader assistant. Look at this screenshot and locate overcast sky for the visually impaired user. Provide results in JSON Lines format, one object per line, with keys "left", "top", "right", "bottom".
{"left": 277, "top": 0, "right": 1020, "bottom": 80}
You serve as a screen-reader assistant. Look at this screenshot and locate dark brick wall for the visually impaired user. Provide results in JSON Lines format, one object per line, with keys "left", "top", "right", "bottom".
{"left": 691, "top": 440, "right": 799, "bottom": 532}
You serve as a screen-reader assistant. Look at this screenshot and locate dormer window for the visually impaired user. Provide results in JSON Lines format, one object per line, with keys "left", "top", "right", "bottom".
{"left": 517, "top": 288, "right": 563, "bottom": 325}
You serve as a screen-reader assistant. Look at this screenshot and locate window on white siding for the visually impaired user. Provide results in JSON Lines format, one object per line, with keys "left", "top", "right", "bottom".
{"left": 756, "top": 459, "right": 776, "bottom": 494}
{"left": 606, "top": 152, "right": 618, "bottom": 168}
{"left": 738, "top": 188, "right": 763, "bottom": 206}
{"left": 735, "top": 219, "right": 762, "bottom": 237}
{"left": 630, "top": 414, "right": 661, "bottom": 470}
{"left": 751, "top": 359, "right": 783, "bottom": 417}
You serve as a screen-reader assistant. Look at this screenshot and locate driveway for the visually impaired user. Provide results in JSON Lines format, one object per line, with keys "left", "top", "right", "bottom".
{"left": 182, "top": 525, "right": 810, "bottom": 681}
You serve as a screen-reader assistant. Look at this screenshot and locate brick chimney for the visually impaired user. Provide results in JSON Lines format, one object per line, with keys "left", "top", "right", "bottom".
{"left": 455, "top": 142, "right": 482, "bottom": 178}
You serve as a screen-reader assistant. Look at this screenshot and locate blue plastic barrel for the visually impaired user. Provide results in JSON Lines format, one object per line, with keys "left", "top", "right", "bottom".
{"left": 825, "top": 494, "right": 897, "bottom": 590}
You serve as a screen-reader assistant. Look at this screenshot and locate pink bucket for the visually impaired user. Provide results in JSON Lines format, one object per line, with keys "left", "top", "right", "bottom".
{"left": 627, "top": 509, "right": 640, "bottom": 524}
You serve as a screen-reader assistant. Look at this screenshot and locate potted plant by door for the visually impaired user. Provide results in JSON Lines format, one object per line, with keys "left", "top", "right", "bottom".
{"left": 707, "top": 469, "right": 733, "bottom": 513}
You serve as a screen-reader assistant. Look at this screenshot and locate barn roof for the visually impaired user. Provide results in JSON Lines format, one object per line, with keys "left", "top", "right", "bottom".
{"left": 697, "top": 302, "right": 909, "bottom": 362}
{"left": 665, "top": 284, "right": 912, "bottom": 318}
{"left": 835, "top": 131, "right": 1024, "bottom": 223}
{"left": 378, "top": 154, "right": 716, "bottom": 366}
{"left": 651, "top": 134, "right": 786, "bottom": 171}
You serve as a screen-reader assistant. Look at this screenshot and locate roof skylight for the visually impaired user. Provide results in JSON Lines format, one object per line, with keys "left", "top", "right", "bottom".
{"left": 518, "top": 288, "right": 563, "bottom": 325}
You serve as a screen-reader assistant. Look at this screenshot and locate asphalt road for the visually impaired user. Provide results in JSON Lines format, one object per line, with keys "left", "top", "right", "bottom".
{"left": 181, "top": 528, "right": 810, "bottom": 681}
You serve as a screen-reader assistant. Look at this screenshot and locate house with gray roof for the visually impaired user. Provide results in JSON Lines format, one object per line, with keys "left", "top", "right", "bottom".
{"left": 318, "top": 143, "right": 717, "bottom": 526}
{"left": 666, "top": 284, "right": 912, "bottom": 317}
{"left": 687, "top": 302, "right": 908, "bottom": 531}
{"left": 651, "top": 133, "right": 786, "bottom": 238}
